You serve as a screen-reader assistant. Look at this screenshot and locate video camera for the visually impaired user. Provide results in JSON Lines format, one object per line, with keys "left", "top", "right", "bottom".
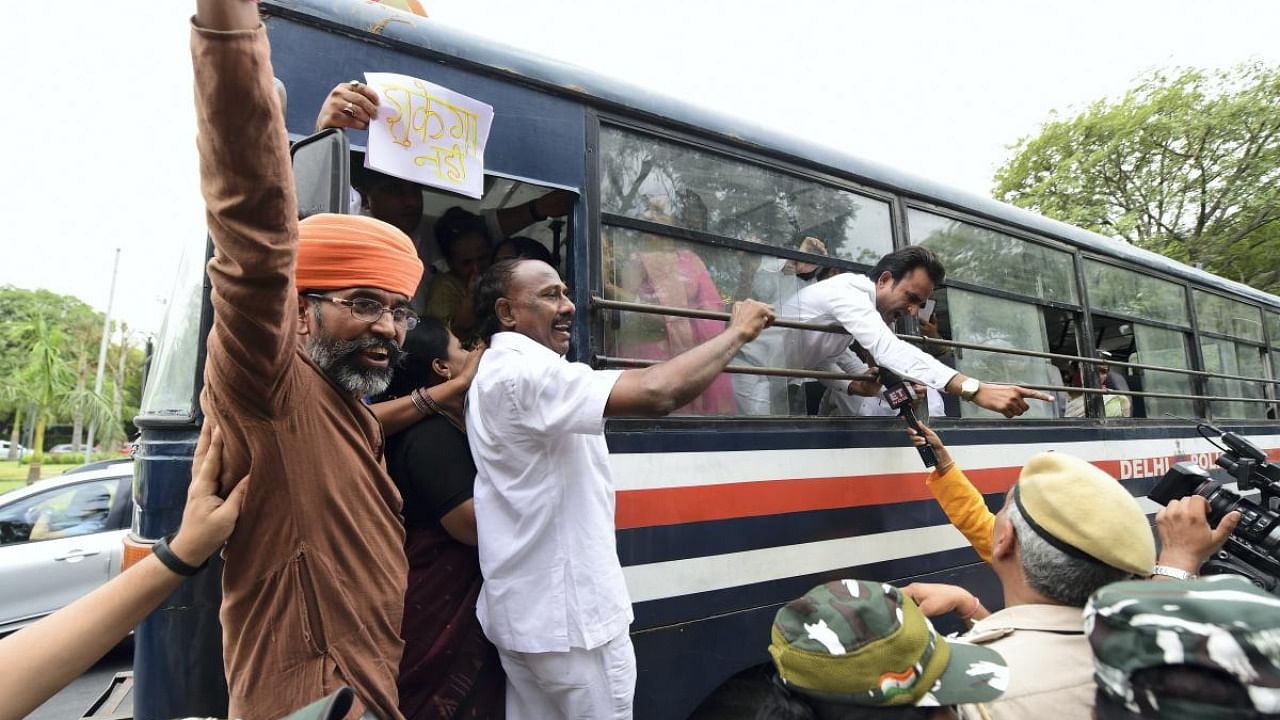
{"left": 1148, "top": 425, "right": 1280, "bottom": 592}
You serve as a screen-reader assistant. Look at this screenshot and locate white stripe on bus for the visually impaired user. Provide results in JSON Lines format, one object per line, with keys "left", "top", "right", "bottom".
{"left": 624, "top": 523, "right": 973, "bottom": 603}
{"left": 610, "top": 435, "right": 1280, "bottom": 491}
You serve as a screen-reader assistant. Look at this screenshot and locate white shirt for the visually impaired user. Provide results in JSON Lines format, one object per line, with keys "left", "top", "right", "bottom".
{"left": 466, "top": 332, "right": 632, "bottom": 653}
{"left": 776, "top": 273, "right": 958, "bottom": 391}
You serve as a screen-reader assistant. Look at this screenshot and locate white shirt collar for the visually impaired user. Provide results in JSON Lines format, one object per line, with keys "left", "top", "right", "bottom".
{"left": 488, "top": 330, "right": 566, "bottom": 359}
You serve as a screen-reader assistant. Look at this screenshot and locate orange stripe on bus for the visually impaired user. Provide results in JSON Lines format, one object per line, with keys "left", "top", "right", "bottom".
{"left": 616, "top": 459, "right": 1127, "bottom": 530}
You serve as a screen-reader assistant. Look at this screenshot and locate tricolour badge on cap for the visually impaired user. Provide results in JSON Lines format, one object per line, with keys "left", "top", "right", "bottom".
{"left": 768, "top": 580, "right": 1008, "bottom": 708}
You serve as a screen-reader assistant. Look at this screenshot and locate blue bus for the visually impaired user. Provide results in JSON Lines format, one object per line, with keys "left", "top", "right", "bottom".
{"left": 122, "top": 1, "right": 1280, "bottom": 718}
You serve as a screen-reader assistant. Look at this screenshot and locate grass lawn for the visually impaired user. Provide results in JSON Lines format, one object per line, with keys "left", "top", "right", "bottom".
{"left": 0, "top": 459, "right": 84, "bottom": 493}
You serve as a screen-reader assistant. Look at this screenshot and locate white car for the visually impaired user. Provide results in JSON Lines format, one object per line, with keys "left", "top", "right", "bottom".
{"left": 0, "top": 441, "right": 32, "bottom": 459}
{"left": 0, "top": 463, "right": 133, "bottom": 634}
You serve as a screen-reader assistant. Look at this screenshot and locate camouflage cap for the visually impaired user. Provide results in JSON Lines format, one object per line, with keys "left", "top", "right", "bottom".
{"left": 768, "top": 579, "right": 1008, "bottom": 707}
{"left": 1085, "top": 575, "right": 1280, "bottom": 717}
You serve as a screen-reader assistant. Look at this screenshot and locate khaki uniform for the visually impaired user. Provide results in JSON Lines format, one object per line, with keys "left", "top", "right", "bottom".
{"left": 957, "top": 604, "right": 1094, "bottom": 720}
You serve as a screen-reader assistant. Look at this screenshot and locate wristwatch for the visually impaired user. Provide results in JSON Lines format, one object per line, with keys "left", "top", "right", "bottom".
{"left": 1151, "top": 564, "right": 1197, "bottom": 581}
{"left": 959, "top": 377, "right": 982, "bottom": 402}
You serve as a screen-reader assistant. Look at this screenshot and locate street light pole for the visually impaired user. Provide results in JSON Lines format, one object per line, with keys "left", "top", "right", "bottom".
{"left": 85, "top": 248, "right": 121, "bottom": 465}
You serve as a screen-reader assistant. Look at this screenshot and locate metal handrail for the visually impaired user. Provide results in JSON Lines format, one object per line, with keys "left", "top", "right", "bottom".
{"left": 590, "top": 296, "right": 1280, "bottom": 387}
{"left": 595, "top": 355, "right": 1276, "bottom": 406}
{"left": 595, "top": 355, "right": 876, "bottom": 382}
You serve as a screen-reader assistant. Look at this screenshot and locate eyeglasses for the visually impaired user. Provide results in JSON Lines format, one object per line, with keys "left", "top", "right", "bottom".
{"left": 304, "top": 293, "right": 419, "bottom": 330}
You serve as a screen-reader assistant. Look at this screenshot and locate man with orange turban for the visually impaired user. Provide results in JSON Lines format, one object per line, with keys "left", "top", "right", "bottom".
{"left": 190, "top": 2, "right": 423, "bottom": 718}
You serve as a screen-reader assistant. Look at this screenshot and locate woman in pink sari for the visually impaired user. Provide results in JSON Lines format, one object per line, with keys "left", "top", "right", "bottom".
{"left": 608, "top": 232, "right": 738, "bottom": 415}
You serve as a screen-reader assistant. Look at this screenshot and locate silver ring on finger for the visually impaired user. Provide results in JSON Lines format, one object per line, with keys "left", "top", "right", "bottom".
{"left": 349, "top": 80, "right": 361, "bottom": 90}
{"left": 342, "top": 101, "right": 357, "bottom": 118}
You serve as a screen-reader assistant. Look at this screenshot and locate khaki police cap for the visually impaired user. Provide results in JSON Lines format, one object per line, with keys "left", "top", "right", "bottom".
{"left": 1015, "top": 452, "right": 1155, "bottom": 576}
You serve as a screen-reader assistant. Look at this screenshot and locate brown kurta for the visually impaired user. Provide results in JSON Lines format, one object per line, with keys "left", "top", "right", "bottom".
{"left": 191, "top": 23, "right": 407, "bottom": 720}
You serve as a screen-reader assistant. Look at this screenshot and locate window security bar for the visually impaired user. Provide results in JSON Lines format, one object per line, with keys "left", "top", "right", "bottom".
{"left": 590, "top": 296, "right": 1280, "bottom": 388}
{"left": 594, "top": 355, "right": 877, "bottom": 383}
{"left": 595, "top": 355, "right": 1273, "bottom": 407}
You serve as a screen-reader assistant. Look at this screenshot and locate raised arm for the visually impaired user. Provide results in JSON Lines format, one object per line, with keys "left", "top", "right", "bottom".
{"left": 606, "top": 300, "right": 774, "bottom": 416}
{"left": 908, "top": 422, "right": 994, "bottom": 562}
{"left": 0, "top": 423, "right": 247, "bottom": 720}
{"left": 193, "top": 1, "right": 300, "bottom": 418}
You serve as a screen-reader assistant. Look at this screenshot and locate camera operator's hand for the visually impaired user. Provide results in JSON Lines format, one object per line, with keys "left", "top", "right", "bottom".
{"left": 972, "top": 384, "right": 1054, "bottom": 418}
{"left": 1155, "top": 496, "right": 1241, "bottom": 577}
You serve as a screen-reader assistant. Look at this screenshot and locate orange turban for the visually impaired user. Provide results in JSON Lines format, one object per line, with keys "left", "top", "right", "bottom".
{"left": 296, "top": 214, "right": 424, "bottom": 298}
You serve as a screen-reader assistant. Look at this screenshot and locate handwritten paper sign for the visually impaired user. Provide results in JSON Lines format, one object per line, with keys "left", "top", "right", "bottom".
{"left": 364, "top": 72, "right": 494, "bottom": 199}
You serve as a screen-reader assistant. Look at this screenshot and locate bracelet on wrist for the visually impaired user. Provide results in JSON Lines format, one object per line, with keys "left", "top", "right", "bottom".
{"left": 418, "top": 387, "right": 444, "bottom": 416}
{"left": 958, "top": 594, "right": 982, "bottom": 621}
{"left": 408, "top": 388, "right": 429, "bottom": 416}
{"left": 1151, "top": 564, "right": 1197, "bottom": 581}
{"left": 153, "top": 534, "right": 207, "bottom": 577}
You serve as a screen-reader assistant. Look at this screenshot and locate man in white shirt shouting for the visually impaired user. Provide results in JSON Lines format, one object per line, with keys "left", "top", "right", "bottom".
{"left": 465, "top": 258, "right": 774, "bottom": 719}
{"left": 747, "top": 246, "right": 1052, "bottom": 418}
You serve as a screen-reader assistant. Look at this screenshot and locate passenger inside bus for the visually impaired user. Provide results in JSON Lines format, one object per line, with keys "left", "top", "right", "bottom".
{"left": 604, "top": 197, "right": 738, "bottom": 415}
{"left": 493, "top": 235, "right": 555, "bottom": 265}
{"left": 316, "top": 80, "right": 574, "bottom": 320}
{"left": 424, "top": 207, "right": 492, "bottom": 342}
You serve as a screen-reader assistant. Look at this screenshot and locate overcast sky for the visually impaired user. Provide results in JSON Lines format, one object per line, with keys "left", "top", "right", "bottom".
{"left": 2, "top": 0, "right": 1278, "bottom": 338}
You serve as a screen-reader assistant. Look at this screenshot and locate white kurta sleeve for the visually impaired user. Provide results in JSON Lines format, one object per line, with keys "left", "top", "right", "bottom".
{"left": 517, "top": 361, "right": 624, "bottom": 436}
{"left": 821, "top": 277, "right": 959, "bottom": 391}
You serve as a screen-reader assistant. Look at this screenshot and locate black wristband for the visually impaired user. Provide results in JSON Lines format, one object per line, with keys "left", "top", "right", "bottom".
{"left": 153, "top": 534, "right": 206, "bottom": 576}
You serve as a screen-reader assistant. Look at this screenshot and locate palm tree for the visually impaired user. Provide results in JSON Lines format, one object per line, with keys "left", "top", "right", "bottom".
{"left": 2, "top": 312, "right": 116, "bottom": 483}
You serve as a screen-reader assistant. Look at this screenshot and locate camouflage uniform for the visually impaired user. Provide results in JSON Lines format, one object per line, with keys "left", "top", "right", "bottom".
{"left": 1085, "top": 574, "right": 1280, "bottom": 718}
{"left": 768, "top": 579, "right": 1009, "bottom": 709}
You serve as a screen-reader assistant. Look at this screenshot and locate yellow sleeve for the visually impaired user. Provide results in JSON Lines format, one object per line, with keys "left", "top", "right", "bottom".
{"left": 925, "top": 465, "right": 995, "bottom": 563}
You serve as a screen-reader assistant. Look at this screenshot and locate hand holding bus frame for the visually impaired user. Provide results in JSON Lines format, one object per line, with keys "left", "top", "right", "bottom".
{"left": 880, "top": 367, "right": 937, "bottom": 468}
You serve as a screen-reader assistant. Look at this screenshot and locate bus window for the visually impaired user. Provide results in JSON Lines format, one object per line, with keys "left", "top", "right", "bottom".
{"left": 940, "top": 288, "right": 1060, "bottom": 420}
{"left": 1084, "top": 260, "right": 1189, "bottom": 327}
{"left": 1128, "top": 323, "right": 1195, "bottom": 419}
{"left": 1269, "top": 312, "right": 1280, "bottom": 417}
{"left": 908, "top": 209, "right": 1078, "bottom": 305}
{"left": 599, "top": 126, "right": 892, "bottom": 265}
{"left": 1083, "top": 260, "right": 1196, "bottom": 419}
{"left": 1194, "top": 290, "right": 1268, "bottom": 420}
{"left": 908, "top": 211, "right": 1080, "bottom": 420}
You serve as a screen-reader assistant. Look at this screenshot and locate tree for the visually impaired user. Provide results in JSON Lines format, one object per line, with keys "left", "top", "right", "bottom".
{"left": 2, "top": 313, "right": 115, "bottom": 482}
{"left": 993, "top": 63, "right": 1280, "bottom": 293}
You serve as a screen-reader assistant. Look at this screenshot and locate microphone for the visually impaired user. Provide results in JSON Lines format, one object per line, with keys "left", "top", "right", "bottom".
{"left": 879, "top": 367, "right": 937, "bottom": 468}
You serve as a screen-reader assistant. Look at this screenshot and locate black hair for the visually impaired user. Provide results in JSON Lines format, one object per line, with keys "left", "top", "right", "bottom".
{"left": 434, "top": 207, "right": 489, "bottom": 263}
{"left": 356, "top": 168, "right": 415, "bottom": 194}
{"left": 493, "top": 235, "right": 554, "bottom": 265}
{"left": 473, "top": 258, "right": 528, "bottom": 343}
{"left": 755, "top": 679, "right": 944, "bottom": 720}
{"left": 376, "top": 316, "right": 452, "bottom": 402}
{"left": 869, "top": 247, "right": 946, "bottom": 287}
